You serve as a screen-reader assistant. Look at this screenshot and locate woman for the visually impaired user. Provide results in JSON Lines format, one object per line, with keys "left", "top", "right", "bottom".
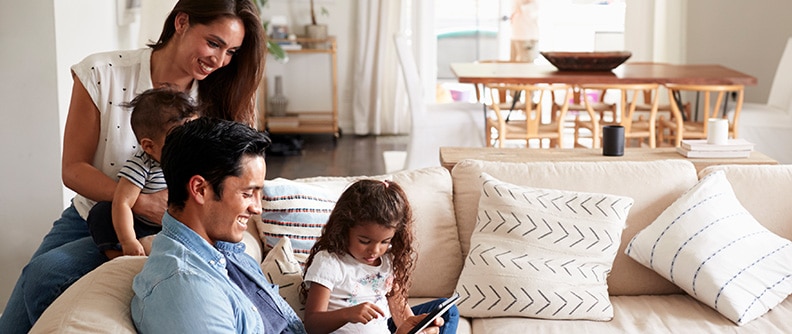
{"left": 0, "top": 1, "right": 264, "bottom": 332}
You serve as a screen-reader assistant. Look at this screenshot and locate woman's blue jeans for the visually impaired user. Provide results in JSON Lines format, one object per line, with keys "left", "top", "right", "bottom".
{"left": 0, "top": 205, "right": 107, "bottom": 333}
{"left": 388, "top": 298, "right": 460, "bottom": 334}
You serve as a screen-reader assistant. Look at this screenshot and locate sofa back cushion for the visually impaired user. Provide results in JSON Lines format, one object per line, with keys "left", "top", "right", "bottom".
{"left": 699, "top": 164, "right": 792, "bottom": 240}
{"left": 290, "top": 167, "right": 464, "bottom": 298}
{"left": 451, "top": 159, "right": 699, "bottom": 296}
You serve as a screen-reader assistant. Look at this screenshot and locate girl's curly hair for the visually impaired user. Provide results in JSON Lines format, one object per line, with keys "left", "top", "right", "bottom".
{"left": 300, "top": 179, "right": 416, "bottom": 308}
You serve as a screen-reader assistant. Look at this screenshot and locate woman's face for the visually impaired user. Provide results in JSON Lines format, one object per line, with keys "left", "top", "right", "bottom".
{"left": 174, "top": 13, "right": 245, "bottom": 80}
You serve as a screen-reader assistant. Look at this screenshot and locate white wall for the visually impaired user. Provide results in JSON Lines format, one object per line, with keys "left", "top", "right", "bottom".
{"left": 685, "top": 0, "right": 792, "bottom": 103}
{"left": 0, "top": 0, "right": 123, "bottom": 314}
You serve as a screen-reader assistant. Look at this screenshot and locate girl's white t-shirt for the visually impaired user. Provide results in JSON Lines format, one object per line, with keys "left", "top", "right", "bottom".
{"left": 304, "top": 251, "right": 394, "bottom": 334}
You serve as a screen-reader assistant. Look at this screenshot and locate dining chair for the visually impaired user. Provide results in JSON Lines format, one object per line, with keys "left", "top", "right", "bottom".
{"left": 388, "top": 34, "right": 485, "bottom": 172}
{"left": 552, "top": 85, "right": 617, "bottom": 123}
{"left": 657, "top": 83, "right": 745, "bottom": 147}
{"left": 484, "top": 83, "right": 578, "bottom": 148}
{"left": 574, "top": 83, "right": 661, "bottom": 148}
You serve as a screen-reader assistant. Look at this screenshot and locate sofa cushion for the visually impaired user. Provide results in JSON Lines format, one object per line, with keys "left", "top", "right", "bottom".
{"left": 698, "top": 164, "right": 792, "bottom": 241}
{"left": 625, "top": 170, "right": 792, "bottom": 325}
{"left": 470, "top": 295, "right": 792, "bottom": 333}
{"left": 275, "top": 167, "right": 463, "bottom": 298}
{"left": 260, "top": 237, "right": 304, "bottom": 319}
{"left": 452, "top": 159, "right": 698, "bottom": 296}
{"left": 29, "top": 257, "right": 144, "bottom": 334}
{"left": 455, "top": 173, "right": 632, "bottom": 320}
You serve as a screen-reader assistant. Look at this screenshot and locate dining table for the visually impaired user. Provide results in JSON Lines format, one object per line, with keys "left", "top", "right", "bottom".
{"left": 450, "top": 62, "right": 757, "bottom": 86}
{"left": 452, "top": 62, "right": 758, "bottom": 146}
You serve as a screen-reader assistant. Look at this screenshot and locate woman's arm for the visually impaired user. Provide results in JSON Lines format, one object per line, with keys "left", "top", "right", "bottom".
{"left": 303, "top": 283, "right": 385, "bottom": 334}
{"left": 61, "top": 76, "right": 116, "bottom": 202}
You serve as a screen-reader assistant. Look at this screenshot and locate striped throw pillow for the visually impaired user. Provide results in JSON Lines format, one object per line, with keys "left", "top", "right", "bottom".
{"left": 626, "top": 170, "right": 792, "bottom": 325}
{"left": 259, "top": 178, "right": 337, "bottom": 264}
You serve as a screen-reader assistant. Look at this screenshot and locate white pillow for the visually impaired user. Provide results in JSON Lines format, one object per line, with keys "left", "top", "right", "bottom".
{"left": 260, "top": 237, "right": 305, "bottom": 319}
{"left": 455, "top": 173, "right": 633, "bottom": 320}
{"left": 625, "top": 170, "right": 792, "bottom": 325}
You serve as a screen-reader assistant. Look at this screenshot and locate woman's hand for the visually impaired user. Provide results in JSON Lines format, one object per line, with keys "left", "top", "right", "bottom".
{"left": 132, "top": 190, "right": 168, "bottom": 224}
{"left": 395, "top": 314, "right": 444, "bottom": 334}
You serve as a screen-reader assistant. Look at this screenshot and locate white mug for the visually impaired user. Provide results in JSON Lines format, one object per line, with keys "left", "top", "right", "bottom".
{"left": 707, "top": 118, "right": 729, "bottom": 145}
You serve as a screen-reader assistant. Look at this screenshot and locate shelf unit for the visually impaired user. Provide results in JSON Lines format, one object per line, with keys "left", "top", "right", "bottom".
{"left": 259, "top": 36, "right": 339, "bottom": 137}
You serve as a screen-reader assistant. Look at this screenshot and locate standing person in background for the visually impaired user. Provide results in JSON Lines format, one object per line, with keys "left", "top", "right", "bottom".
{"left": 510, "top": 0, "right": 540, "bottom": 62}
{"left": 0, "top": 1, "right": 265, "bottom": 332}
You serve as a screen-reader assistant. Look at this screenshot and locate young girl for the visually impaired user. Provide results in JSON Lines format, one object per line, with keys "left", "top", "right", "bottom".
{"left": 301, "top": 179, "right": 458, "bottom": 334}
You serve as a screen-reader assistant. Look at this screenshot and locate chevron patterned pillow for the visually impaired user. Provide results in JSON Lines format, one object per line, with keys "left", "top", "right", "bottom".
{"left": 625, "top": 171, "right": 792, "bottom": 325}
{"left": 260, "top": 237, "right": 305, "bottom": 319}
{"left": 455, "top": 173, "right": 633, "bottom": 320}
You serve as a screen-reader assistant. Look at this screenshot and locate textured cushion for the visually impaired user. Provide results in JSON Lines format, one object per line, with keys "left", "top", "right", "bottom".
{"left": 260, "top": 237, "right": 304, "bottom": 319}
{"left": 258, "top": 178, "right": 337, "bottom": 264}
{"left": 625, "top": 170, "right": 792, "bottom": 325}
{"left": 455, "top": 173, "right": 633, "bottom": 320}
{"left": 29, "top": 257, "right": 145, "bottom": 334}
{"left": 266, "top": 167, "right": 463, "bottom": 298}
{"left": 451, "top": 159, "right": 698, "bottom": 296}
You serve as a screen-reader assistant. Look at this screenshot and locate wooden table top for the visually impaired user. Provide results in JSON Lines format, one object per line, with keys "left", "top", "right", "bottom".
{"left": 450, "top": 62, "right": 758, "bottom": 86}
{"left": 439, "top": 147, "right": 777, "bottom": 173}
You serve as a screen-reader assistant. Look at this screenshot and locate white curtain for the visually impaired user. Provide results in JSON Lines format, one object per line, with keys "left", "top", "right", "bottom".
{"left": 352, "top": 0, "right": 409, "bottom": 135}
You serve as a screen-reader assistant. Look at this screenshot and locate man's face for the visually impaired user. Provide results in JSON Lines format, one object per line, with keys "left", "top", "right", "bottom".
{"left": 203, "top": 155, "right": 265, "bottom": 244}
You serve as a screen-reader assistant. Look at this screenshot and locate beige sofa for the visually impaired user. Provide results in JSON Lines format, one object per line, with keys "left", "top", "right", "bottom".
{"left": 31, "top": 159, "right": 792, "bottom": 333}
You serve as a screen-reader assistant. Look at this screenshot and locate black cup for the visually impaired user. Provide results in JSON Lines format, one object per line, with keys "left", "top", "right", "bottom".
{"left": 602, "top": 125, "right": 625, "bottom": 156}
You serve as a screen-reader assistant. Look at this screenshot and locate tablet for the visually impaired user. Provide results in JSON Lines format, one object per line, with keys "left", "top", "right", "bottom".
{"left": 407, "top": 293, "right": 460, "bottom": 334}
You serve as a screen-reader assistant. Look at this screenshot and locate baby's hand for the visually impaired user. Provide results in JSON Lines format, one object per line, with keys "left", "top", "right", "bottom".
{"left": 346, "top": 302, "right": 385, "bottom": 324}
{"left": 121, "top": 239, "right": 146, "bottom": 256}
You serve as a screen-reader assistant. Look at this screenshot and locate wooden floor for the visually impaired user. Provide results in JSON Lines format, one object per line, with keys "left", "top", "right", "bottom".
{"left": 264, "top": 134, "right": 408, "bottom": 180}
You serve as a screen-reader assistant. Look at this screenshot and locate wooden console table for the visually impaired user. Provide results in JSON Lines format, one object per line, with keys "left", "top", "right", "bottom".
{"left": 440, "top": 147, "right": 778, "bottom": 173}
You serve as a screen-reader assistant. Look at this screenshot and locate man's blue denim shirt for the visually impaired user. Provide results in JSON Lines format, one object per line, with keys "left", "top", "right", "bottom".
{"left": 131, "top": 212, "right": 307, "bottom": 334}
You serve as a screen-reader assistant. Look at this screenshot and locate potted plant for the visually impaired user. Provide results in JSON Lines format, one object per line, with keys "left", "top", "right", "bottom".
{"left": 305, "top": 0, "right": 329, "bottom": 49}
{"left": 254, "top": 0, "right": 286, "bottom": 60}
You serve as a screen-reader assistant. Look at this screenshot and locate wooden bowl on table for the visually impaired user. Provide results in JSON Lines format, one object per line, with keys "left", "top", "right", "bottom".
{"left": 541, "top": 51, "right": 632, "bottom": 71}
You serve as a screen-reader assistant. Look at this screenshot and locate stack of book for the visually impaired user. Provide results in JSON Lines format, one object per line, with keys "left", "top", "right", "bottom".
{"left": 676, "top": 138, "right": 755, "bottom": 158}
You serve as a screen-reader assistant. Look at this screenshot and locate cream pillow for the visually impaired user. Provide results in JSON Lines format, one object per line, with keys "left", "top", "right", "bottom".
{"left": 455, "top": 173, "right": 633, "bottom": 320}
{"left": 625, "top": 170, "right": 792, "bottom": 325}
{"left": 260, "top": 237, "right": 305, "bottom": 319}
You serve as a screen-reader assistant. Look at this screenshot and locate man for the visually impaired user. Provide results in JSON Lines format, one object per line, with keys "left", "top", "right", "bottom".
{"left": 131, "top": 118, "right": 441, "bottom": 333}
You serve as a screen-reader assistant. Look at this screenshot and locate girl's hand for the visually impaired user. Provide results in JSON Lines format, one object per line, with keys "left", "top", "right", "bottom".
{"left": 132, "top": 190, "right": 168, "bottom": 224}
{"left": 346, "top": 302, "right": 385, "bottom": 324}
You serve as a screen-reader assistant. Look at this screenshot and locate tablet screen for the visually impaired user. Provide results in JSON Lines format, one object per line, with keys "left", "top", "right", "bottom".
{"left": 407, "top": 293, "right": 460, "bottom": 334}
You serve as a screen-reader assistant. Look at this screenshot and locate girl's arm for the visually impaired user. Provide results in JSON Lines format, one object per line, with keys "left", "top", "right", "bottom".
{"left": 112, "top": 178, "right": 146, "bottom": 256}
{"left": 61, "top": 76, "right": 116, "bottom": 202}
{"left": 388, "top": 293, "right": 415, "bottom": 329}
{"left": 303, "top": 283, "right": 385, "bottom": 334}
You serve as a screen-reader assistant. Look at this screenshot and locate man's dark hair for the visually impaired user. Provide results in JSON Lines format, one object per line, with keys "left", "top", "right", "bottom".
{"left": 161, "top": 117, "right": 271, "bottom": 211}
